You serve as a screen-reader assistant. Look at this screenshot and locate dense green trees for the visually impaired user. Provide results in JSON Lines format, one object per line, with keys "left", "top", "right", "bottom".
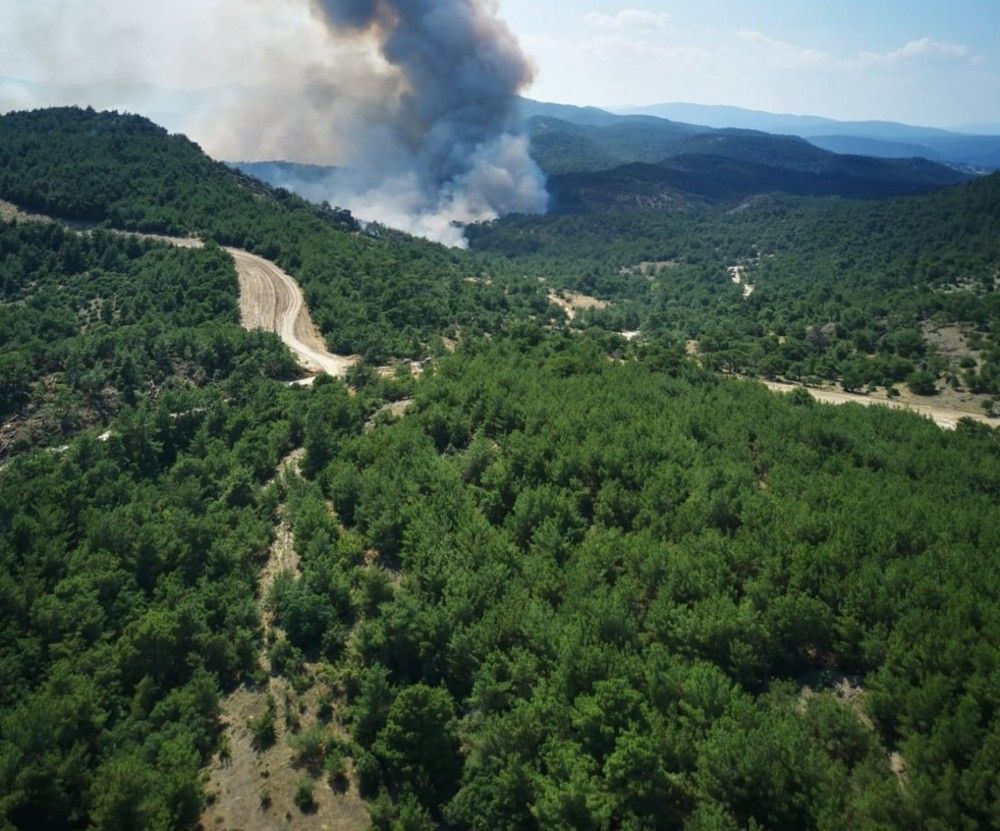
{"left": 469, "top": 174, "right": 1000, "bottom": 395}
{"left": 0, "top": 381, "right": 306, "bottom": 828}
{"left": 0, "top": 108, "right": 555, "bottom": 362}
{"left": 0, "top": 220, "right": 298, "bottom": 452}
{"left": 295, "top": 335, "right": 999, "bottom": 829}
{"left": 2, "top": 107, "right": 998, "bottom": 830}
{"left": 5, "top": 107, "right": 996, "bottom": 391}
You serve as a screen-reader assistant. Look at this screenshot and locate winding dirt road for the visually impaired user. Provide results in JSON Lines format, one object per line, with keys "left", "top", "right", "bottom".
{"left": 118, "top": 230, "right": 356, "bottom": 378}
{"left": 225, "top": 248, "right": 357, "bottom": 377}
{"left": 4, "top": 201, "right": 994, "bottom": 426}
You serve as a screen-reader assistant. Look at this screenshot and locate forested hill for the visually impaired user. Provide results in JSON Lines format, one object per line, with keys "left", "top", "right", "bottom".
{"left": 0, "top": 221, "right": 299, "bottom": 456}
{"left": 225, "top": 115, "right": 972, "bottom": 214}
{"left": 470, "top": 173, "right": 1000, "bottom": 402}
{"left": 0, "top": 107, "right": 552, "bottom": 361}
{"left": 1, "top": 106, "right": 999, "bottom": 831}
{"left": 529, "top": 116, "right": 972, "bottom": 211}
{"left": 0, "top": 107, "right": 361, "bottom": 239}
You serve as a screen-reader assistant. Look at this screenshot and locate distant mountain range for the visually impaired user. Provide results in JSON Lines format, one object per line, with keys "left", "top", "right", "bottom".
{"left": 231, "top": 99, "right": 982, "bottom": 217}
{"left": 515, "top": 99, "right": 972, "bottom": 212}
{"left": 606, "top": 102, "right": 1000, "bottom": 170}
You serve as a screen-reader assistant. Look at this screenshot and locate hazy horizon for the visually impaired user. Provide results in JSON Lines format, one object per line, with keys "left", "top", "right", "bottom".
{"left": 1, "top": 1, "right": 997, "bottom": 158}
{"left": 2, "top": 0, "right": 997, "bottom": 241}
{"left": 2, "top": 74, "right": 995, "bottom": 140}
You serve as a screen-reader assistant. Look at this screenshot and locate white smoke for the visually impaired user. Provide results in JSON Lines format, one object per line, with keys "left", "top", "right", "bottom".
{"left": 0, "top": 0, "right": 548, "bottom": 246}
{"left": 307, "top": 134, "right": 547, "bottom": 247}
{"left": 298, "top": 0, "right": 549, "bottom": 245}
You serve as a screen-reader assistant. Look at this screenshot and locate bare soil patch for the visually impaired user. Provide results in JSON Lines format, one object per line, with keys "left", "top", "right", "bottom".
{"left": 923, "top": 322, "right": 983, "bottom": 373}
{"left": 200, "top": 452, "right": 368, "bottom": 831}
{"left": 620, "top": 260, "right": 680, "bottom": 278}
{"left": 763, "top": 380, "right": 996, "bottom": 430}
{"left": 548, "top": 290, "right": 609, "bottom": 320}
{"left": 729, "top": 265, "right": 756, "bottom": 298}
{"left": 201, "top": 680, "right": 368, "bottom": 831}
{"left": 0, "top": 199, "right": 40, "bottom": 223}
{"left": 365, "top": 398, "right": 414, "bottom": 432}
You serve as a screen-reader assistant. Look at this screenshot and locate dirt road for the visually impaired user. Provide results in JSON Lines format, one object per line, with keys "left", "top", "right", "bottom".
{"left": 122, "top": 231, "right": 355, "bottom": 377}
{"left": 224, "top": 248, "right": 357, "bottom": 377}
{"left": 2, "top": 202, "right": 355, "bottom": 378}
{"left": 763, "top": 380, "right": 996, "bottom": 431}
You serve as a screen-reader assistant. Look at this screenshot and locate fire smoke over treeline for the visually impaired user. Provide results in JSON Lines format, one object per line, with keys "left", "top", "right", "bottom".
{"left": 301, "top": 0, "right": 549, "bottom": 245}
{"left": 0, "top": 0, "right": 548, "bottom": 245}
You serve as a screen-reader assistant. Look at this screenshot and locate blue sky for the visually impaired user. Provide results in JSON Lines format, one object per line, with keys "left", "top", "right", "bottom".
{"left": 0, "top": 0, "right": 998, "bottom": 146}
{"left": 498, "top": 0, "right": 1000, "bottom": 126}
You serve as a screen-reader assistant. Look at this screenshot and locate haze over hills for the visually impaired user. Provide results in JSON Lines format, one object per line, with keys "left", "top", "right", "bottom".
{"left": 236, "top": 98, "right": 972, "bottom": 217}
{"left": 611, "top": 101, "right": 1000, "bottom": 170}
{"left": 525, "top": 116, "right": 969, "bottom": 211}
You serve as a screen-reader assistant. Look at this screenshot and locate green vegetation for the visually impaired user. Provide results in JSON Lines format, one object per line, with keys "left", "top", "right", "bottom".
{"left": 4, "top": 108, "right": 994, "bottom": 390}
{"left": 290, "top": 335, "right": 999, "bottom": 829}
{"left": 526, "top": 116, "right": 968, "bottom": 208}
{"left": 0, "top": 220, "right": 296, "bottom": 453}
{"left": 249, "top": 699, "right": 279, "bottom": 752}
{"left": 293, "top": 776, "right": 317, "bottom": 813}
{"left": 470, "top": 174, "right": 1000, "bottom": 394}
{"left": 0, "top": 379, "right": 306, "bottom": 828}
{"left": 1, "top": 107, "right": 997, "bottom": 830}
{"left": 0, "top": 108, "right": 553, "bottom": 362}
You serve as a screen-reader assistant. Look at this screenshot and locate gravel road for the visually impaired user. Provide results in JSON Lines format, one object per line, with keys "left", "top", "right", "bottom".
{"left": 763, "top": 380, "right": 996, "bottom": 431}
{"left": 224, "top": 248, "right": 357, "bottom": 377}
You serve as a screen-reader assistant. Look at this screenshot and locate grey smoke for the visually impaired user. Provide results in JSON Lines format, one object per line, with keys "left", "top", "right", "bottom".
{"left": 0, "top": 0, "right": 547, "bottom": 245}
{"left": 305, "top": 0, "right": 549, "bottom": 245}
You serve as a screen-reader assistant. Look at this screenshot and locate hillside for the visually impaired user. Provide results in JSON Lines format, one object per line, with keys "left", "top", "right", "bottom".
{"left": 528, "top": 116, "right": 971, "bottom": 208}
{"left": 0, "top": 108, "right": 553, "bottom": 362}
{"left": 1, "top": 107, "right": 998, "bottom": 831}
{"left": 0, "top": 220, "right": 298, "bottom": 456}
{"left": 470, "top": 173, "right": 1000, "bottom": 401}
{"left": 613, "top": 101, "right": 1000, "bottom": 169}
{"left": 219, "top": 104, "right": 972, "bottom": 213}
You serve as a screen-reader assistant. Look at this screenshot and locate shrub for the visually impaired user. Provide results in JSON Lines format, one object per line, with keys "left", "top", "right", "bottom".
{"left": 290, "top": 726, "right": 330, "bottom": 775}
{"left": 293, "top": 776, "right": 316, "bottom": 813}
{"left": 248, "top": 697, "right": 277, "bottom": 751}
{"left": 906, "top": 369, "right": 938, "bottom": 396}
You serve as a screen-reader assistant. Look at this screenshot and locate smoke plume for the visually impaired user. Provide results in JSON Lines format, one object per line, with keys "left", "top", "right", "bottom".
{"left": 0, "top": 0, "right": 547, "bottom": 244}
{"left": 303, "top": 0, "right": 549, "bottom": 245}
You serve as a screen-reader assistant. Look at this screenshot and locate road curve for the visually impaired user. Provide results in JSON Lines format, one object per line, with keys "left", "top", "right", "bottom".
{"left": 91, "top": 228, "right": 356, "bottom": 377}
{"left": 224, "top": 248, "right": 357, "bottom": 378}
{"left": 762, "top": 380, "right": 996, "bottom": 431}
{"left": 6, "top": 204, "right": 993, "bottom": 421}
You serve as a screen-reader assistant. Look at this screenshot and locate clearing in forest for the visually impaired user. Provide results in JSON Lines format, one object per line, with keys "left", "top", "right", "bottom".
{"left": 548, "top": 289, "right": 609, "bottom": 320}
{"left": 200, "top": 451, "right": 369, "bottom": 831}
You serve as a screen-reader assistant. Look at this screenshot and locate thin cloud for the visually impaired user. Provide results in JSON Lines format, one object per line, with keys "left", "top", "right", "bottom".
{"left": 736, "top": 31, "right": 836, "bottom": 72}
{"left": 736, "top": 31, "right": 975, "bottom": 74}
{"left": 584, "top": 8, "right": 673, "bottom": 36}
{"left": 859, "top": 37, "right": 972, "bottom": 68}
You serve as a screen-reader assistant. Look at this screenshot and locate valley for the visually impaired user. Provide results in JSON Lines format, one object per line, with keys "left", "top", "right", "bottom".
{"left": 0, "top": 104, "right": 998, "bottom": 831}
